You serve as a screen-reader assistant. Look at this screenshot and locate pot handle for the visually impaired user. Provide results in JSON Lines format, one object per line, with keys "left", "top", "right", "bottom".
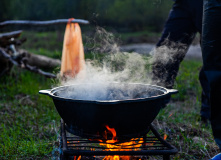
{"left": 168, "top": 89, "right": 178, "bottom": 94}
{"left": 39, "top": 89, "right": 51, "bottom": 95}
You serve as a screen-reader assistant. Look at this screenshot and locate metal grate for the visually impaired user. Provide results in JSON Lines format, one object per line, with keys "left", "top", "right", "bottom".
{"left": 60, "top": 119, "right": 178, "bottom": 160}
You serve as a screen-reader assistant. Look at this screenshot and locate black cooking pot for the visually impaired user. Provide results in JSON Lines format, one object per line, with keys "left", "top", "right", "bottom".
{"left": 39, "top": 83, "right": 177, "bottom": 140}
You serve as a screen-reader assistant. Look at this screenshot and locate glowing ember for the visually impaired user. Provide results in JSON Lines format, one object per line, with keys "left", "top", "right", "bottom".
{"left": 74, "top": 155, "right": 81, "bottom": 160}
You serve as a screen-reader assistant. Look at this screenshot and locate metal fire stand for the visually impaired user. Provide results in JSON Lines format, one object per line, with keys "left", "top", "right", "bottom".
{"left": 59, "top": 119, "right": 178, "bottom": 160}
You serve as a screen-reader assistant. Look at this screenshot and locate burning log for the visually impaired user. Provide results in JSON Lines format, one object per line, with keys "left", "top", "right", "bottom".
{"left": 0, "top": 19, "right": 89, "bottom": 27}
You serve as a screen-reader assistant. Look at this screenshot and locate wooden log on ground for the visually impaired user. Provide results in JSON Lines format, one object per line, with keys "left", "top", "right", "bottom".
{"left": 0, "top": 19, "right": 89, "bottom": 27}
{"left": 18, "top": 49, "right": 61, "bottom": 69}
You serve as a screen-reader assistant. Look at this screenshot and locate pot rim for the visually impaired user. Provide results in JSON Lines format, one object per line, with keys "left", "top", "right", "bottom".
{"left": 39, "top": 82, "right": 178, "bottom": 104}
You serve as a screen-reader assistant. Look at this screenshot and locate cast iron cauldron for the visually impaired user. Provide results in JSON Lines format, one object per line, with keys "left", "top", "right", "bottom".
{"left": 39, "top": 83, "right": 178, "bottom": 140}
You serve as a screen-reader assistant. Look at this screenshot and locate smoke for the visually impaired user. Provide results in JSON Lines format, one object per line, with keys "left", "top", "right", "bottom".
{"left": 58, "top": 29, "right": 187, "bottom": 100}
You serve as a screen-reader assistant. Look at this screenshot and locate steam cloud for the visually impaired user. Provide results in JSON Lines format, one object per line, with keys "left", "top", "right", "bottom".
{"left": 57, "top": 28, "right": 187, "bottom": 101}
{"left": 150, "top": 39, "right": 188, "bottom": 88}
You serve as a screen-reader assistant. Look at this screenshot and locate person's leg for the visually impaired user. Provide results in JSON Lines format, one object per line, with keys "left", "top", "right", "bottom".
{"left": 202, "top": 0, "right": 221, "bottom": 151}
{"left": 190, "top": 0, "right": 203, "bottom": 34}
{"left": 199, "top": 67, "right": 211, "bottom": 121}
{"left": 190, "top": 0, "right": 211, "bottom": 122}
{"left": 152, "top": 0, "right": 197, "bottom": 89}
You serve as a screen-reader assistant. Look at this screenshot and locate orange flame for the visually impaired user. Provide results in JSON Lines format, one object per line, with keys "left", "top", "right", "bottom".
{"left": 74, "top": 156, "right": 81, "bottom": 160}
{"left": 99, "top": 125, "right": 143, "bottom": 160}
{"left": 73, "top": 125, "right": 145, "bottom": 160}
{"left": 168, "top": 113, "right": 173, "bottom": 118}
{"left": 164, "top": 134, "right": 168, "bottom": 140}
{"left": 105, "top": 125, "right": 117, "bottom": 140}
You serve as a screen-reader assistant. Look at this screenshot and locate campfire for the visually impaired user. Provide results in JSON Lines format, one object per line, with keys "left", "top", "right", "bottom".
{"left": 69, "top": 125, "right": 169, "bottom": 160}
{"left": 98, "top": 125, "right": 144, "bottom": 160}
{"left": 59, "top": 118, "right": 177, "bottom": 160}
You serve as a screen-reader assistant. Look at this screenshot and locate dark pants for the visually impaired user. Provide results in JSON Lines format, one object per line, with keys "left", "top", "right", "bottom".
{"left": 152, "top": 0, "right": 210, "bottom": 119}
{"left": 202, "top": 0, "right": 221, "bottom": 150}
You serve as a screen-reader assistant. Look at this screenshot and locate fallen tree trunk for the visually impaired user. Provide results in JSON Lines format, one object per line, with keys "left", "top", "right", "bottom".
{"left": 18, "top": 49, "right": 61, "bottom": 69}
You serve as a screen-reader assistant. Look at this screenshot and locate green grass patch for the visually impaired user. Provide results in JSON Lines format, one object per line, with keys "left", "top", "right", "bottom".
{"left": 173, "top": 60, "right": 202, "bottom": 101}
{"left": 0, "top": 69, "right": 59, "bottom": 159}
{"left": 21, "top": 31, "right": 64, "bottom": 53}
{"left": 117, "top": 30, "right": 160, "bottom": 41}
{"left": 116, "top": 30, "right": 160, "bottom": 44}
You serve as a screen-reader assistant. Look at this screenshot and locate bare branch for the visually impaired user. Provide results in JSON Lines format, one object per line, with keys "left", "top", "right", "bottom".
{"left": 0, "top": 19, "right": 89, "bottom": 27}
{"left": 24, "top": 64, "right": 57, "bottom": 78}
{"left": 0, "top": 47, "right": 19, "bottom": 65}
{"left": 0, "top": 30, "right": 23, "bottom": 39}
{"left": 0, "top": 30, "right": 26, "bottom": 47}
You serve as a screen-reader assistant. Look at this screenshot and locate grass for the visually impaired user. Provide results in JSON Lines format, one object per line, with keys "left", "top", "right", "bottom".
{"left": 173, "top": 60, "right": 202, "bottom": 101}
{"left": 21, "top": 31, "right": 63, "bottom": 53}
{"left": 116, "top": 30, "right": 160, "bottom": 44}
{"left": 0, "top": 68, "right": 60, "bottom": 159}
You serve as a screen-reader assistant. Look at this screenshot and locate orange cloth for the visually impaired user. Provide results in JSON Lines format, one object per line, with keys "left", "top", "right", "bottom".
{"left": 61, "top": 19, "right": 85, "bottom": 77}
